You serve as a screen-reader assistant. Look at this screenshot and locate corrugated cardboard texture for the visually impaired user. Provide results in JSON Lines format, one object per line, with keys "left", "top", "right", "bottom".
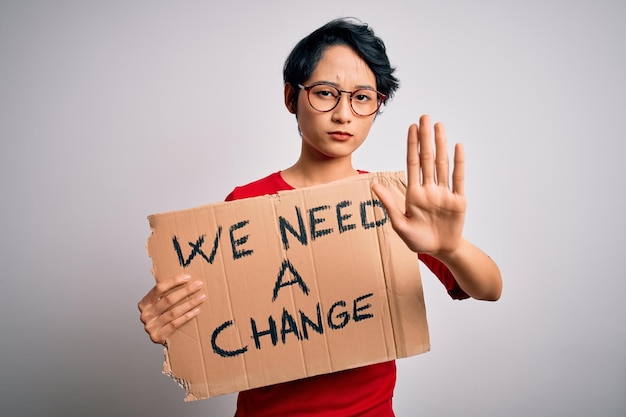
{"left": 146, "top": 171, "right": 430, "bottom": 401}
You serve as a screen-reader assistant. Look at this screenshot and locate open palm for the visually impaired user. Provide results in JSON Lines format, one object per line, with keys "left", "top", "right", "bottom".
{"left": 373, "top": 114, "right": 466, "bottom": 255}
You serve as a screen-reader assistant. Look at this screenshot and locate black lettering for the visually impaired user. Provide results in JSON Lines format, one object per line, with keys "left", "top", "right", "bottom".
{"left": 309, "top": 205, "right": 333, "bottom": 240}
{"left": 360, "top": 199, "right": 388, "bottom": 229}
{"left": 327, "top": 300, "right": 350, "bottom": 330}
{"left": 279, "top": 207, "right": 307, "bottom": 249}
{"left": 272, "top": 259, "right": 310, "bottom": 301}
{"left": 211, "top": 320, "right": 248, "bottom": 357}
{"left": 251, "top": 316, "right": 278, "bottom": 349}
{"left": 336, "top": 200, "right": 356, "bottom": 233}
{"left": 280, "top": 308, "right": 301, "bottom": 343}
{"left": 230, "top": 220, "right": 253, "bottom": 260}
{"left": 300, "top": 303, "right": 323, "bottom": 340}
{"left": 172, "top": 226, "right": 222, "bottom": 267}
{"left": 353, "top": 293, "right": 374, "bottom": 322}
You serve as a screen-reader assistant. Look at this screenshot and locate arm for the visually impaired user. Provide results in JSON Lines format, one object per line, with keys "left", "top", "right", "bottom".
{"left": 433, "top": 238, "right": 502, "bottom": 301}
{"left": 372, "top": 114, "right": 502, "bottom": 301}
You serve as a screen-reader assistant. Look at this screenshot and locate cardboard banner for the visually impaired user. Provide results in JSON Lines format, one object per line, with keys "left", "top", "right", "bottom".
{"left": 146, "top": 171, "right": 430, "bottom": 401}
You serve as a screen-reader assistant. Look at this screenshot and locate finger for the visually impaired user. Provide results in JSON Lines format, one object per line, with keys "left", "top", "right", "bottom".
{"left": 434, "top": 122, "right": 449, "bottom": 188}
{"left": 154, "top": 279, "right": 204, "bottom": 315}
{"left": 372, "top": 183, "right": 407, "bottom": 232}
{"left": 418, "top": 115, "right": 435, "bottom": 185}
{"left": 139, "top": 278, "right": 203, "bottom": 325}
{"left": 139, "top": 274, "right": 191, "bottom": 308}
{"left": 452, "top": 143, "right": 465, "bottom": 196}
{"left": 150, "top": 304, "right": 203, "bottom": 345}
{"left": 406, "top": 123, "right": 419, "bottom": 188}
{"left": 145, "top": 291, "right": 206, "bottom": 344}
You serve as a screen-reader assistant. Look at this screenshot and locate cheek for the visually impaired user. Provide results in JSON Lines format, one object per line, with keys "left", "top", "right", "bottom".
{"left": 357, "top": 119, "right": 375, "bottom": 137}
{"left": 295, "top": 103, "right": 322, "bottom": 130}
{"left": 297, "top": 115, "right": 320, "bottom": 140}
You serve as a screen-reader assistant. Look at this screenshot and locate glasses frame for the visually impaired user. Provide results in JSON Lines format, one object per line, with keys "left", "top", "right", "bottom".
{"left": 298, "top": 82, "right": 386, "bottom": 117}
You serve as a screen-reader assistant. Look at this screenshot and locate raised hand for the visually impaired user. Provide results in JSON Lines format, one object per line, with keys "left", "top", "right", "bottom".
{"left": 138, "top": 274, "right": 206, "bottom": 344}
{"left": 373, "top": 114, "right": 466, "bottom": 255}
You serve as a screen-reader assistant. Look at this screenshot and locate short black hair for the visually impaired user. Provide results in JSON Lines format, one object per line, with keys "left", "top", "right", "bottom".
{"left": 283, "top": 17, "right": 400, "bottom": 112}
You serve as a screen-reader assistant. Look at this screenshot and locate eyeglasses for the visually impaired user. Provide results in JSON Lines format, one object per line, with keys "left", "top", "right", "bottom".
{"left": 298, "top": 83, "right": 385, "bottom": 117}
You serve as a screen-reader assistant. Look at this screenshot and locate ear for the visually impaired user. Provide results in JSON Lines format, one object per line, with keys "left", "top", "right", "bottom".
{"left": 284, "top": 83, "right": 297, "bottom": 114}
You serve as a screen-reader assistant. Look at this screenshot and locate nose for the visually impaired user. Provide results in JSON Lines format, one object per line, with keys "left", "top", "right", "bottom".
{"left": 331, "top": 92, "right": 353, "bottom": 123}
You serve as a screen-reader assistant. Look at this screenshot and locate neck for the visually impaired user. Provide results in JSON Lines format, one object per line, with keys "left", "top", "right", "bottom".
{"left": 282, "top": 157, "right": 358, "bottom": 188}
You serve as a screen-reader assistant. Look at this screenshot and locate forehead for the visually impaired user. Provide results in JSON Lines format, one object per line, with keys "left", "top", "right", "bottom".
{"left": 307, "top": 44, "right": 376, "bottom": 88}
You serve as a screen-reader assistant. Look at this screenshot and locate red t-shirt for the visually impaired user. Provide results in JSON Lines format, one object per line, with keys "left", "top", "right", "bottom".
{"left": 226, "top": 171, "right": 468, "bottom": 417}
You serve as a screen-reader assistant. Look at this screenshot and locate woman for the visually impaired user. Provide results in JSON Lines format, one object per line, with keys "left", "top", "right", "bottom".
{"left": 139, "top": 17, "right": 502, "bottom": 416}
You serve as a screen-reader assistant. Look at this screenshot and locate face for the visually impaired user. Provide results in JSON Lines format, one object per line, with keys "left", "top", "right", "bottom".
{"left": 286, "top": 44, "right": 377, "bottom": 161}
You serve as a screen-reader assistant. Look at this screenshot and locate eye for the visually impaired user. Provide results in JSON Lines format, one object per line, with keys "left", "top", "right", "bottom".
{"left": 311, "top": 85, "right": 338, "bottom": 99}
{"left": 353, "top": 90, "right": 376, "bottom": 103}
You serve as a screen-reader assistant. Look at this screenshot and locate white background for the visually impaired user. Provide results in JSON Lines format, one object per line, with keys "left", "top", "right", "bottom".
{"left": 1, "top": 1, "right": 624, "bottom": 416}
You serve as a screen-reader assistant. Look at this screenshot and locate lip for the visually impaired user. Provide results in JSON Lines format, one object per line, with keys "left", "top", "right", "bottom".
{"left": 328, "top": 131, "right": 353, "bottom": 141}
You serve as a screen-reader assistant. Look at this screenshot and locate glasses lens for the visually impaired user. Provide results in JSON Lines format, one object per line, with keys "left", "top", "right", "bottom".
{"left": 308, "top": 84, "right": 340, "bottom": 112}
{"left": 351, "top": 89, "right": 380, "bottom": 116}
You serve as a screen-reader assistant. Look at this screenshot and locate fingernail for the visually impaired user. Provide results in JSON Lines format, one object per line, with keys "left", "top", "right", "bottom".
{"left": 178, "top": 274, "right": 191, "bottom": 282}
{"left": 191, "top": 280, "right": 204, "bottom": 289}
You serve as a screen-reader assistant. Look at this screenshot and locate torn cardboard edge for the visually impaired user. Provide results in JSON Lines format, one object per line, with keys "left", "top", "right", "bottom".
{"left": 146, "top": 171, "right": 430, "bottom": 401}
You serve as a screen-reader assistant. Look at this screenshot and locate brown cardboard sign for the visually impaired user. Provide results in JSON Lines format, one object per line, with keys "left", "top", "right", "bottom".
{"left": 146, "top": 171, "right": 430, "bottom": 401}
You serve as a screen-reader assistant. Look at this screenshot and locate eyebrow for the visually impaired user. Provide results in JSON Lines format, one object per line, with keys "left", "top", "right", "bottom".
{"left": 311, "top": 80, "right": 376, "bottom": 91}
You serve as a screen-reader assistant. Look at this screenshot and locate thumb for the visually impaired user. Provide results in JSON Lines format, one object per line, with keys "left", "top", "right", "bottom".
{"left": 371, "top": 183, "right": 405, "bottom": 227}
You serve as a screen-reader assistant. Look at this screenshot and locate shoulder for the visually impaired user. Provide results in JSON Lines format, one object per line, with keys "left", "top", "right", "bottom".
{"left": 225, "top": 172, "right": 293, "bottom": 201}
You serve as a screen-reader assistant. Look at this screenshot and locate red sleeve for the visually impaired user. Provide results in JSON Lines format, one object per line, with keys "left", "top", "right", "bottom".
{"left": 418, "top": 253, "right": 469, "bottom": 300}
